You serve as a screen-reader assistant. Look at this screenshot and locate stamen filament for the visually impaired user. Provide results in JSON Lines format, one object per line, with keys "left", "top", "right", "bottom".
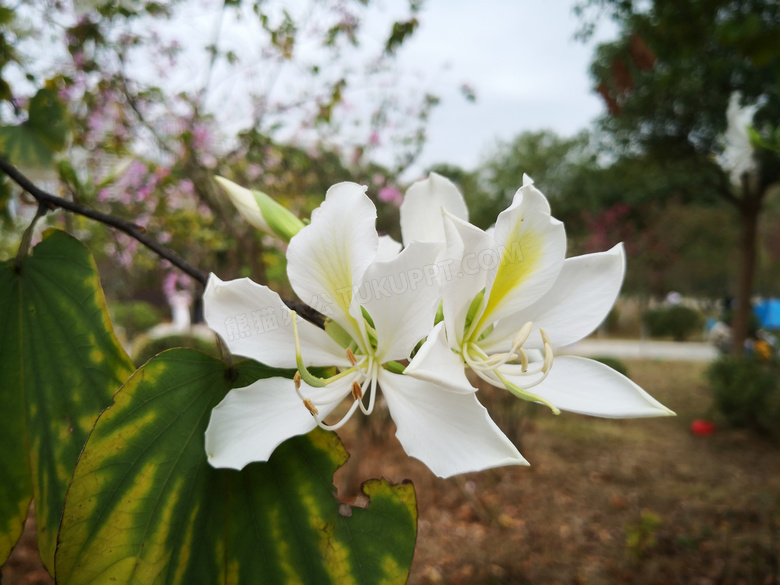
{"left": 313, "top": 399, "right": 362, "bottom": 431}
{"left": 291, "top": 311, "right": 327, "bottom": 387}
{"left": 495, "top": 370, "right": 560, "bottom": 415}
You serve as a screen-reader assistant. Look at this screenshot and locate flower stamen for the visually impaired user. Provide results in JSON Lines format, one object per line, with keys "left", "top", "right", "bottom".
{"left": 303, "top": 398, "right": 319, "bottom": 416}
{"left": 351, "top": 381, "right": 363, "bottom": 401}
{"left": 462, "top": 322, "right": 558, "bottom": 413}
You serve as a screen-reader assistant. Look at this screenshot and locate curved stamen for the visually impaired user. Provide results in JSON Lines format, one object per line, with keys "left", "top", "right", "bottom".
{"left": 363, "top": 362, "right": 379, "bottom": 416}
{"left": 291, "top": 311, "right": 327, "bottom": 387}
{"left": 462, "top": 322, "right": 559, "bottom": 414}
{"left": 356, "top": 359, "right": 382, "bottom": 416}
{"left": 312, "top": 398, "right": 363, "bottom": 431}
{"left": 495, "top": 370, "right": 560, "bottom": 415}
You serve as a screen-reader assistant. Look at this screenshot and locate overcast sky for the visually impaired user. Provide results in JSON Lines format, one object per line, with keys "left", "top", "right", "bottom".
{"left": 389, "top": 0, "right": 616, "bottom": 177}
{"left": 156, "top": 0, "right": 617, "bottom": 179}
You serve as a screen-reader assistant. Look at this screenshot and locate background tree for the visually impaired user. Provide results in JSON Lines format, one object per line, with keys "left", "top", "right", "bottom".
{"left": 578, "top": 0, "right": 780, "bottom": 353}
{"left": 0, "top": 0, "right": 435, "bottom": 312}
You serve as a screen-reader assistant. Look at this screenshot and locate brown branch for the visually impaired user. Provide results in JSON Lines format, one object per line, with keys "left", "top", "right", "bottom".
{"left": 0, "top": 154, "right": 209, "bottom": 287}
{"left": 0, "top": 154, "right": 327, "bottom": 326}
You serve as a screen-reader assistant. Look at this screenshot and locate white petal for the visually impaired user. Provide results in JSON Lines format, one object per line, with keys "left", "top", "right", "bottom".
{"left": 203, "top": 274, "right": 349, "bottom": 368}
{"left": 511, "top": 356, "right": 676, "bottom": 418}
{"left": 379, "top": 371, "right": 527, "bottom": 478}
{"left": 480, "top": 244, "right": 626, "bottom": 353}
{"left": 474, "top": 183, "right": 566, "bottom": 336}
{"left": 440, "top": 212, "right": 493, "bottom": 347}
{"left": 405, "top": 322, "right": 474, "bottom": 393}
{"left": 286, "top": 182, "right": 378, "bottom": 340}
{"left": 205, "top": 377, "right": 348, "bottom": 470}
{"left": 352, "top": 240, "right": 443, "bottom": 362}
{"left": 400, "top": 172, "right": 468, "bottom": 246}
{"left": 376, "top": 234, "right": 402, "bottom": 261}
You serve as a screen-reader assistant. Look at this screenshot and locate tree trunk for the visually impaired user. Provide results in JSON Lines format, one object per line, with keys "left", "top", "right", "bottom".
{"left": 731, "top": 186, "right": 762, "bottom": 356}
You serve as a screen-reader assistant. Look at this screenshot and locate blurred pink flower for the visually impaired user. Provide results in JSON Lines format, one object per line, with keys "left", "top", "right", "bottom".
{"left": 378, "top": 186, "right": 403, "bottom": 207}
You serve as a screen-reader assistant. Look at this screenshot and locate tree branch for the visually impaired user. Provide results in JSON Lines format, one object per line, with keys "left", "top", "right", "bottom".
{"left": 0, "top": 154, "right": 209, "bottom": 287}
{"left": 0, "top": 154, "right": 327, "bottom": 326}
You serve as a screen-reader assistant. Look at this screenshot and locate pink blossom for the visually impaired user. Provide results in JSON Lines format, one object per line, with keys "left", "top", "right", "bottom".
{"left": 246, "top": 163, "right": 262, "bottom": 181}
{"left": 378, "top": 186, "right": 403, "bottom": 207}
{"left": 192, "top": 124, "right": 211, "bottom": 151}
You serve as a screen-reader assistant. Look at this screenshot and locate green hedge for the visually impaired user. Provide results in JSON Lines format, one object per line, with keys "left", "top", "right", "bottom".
{"left": 642, "top": 305, "right": 703, "bottom": 341}
{"left": 707, "top": 354, "right": 780, "bottom": 434}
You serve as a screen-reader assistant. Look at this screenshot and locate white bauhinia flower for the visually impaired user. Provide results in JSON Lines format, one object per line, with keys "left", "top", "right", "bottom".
{"left": 717, "top": 93, "right": 760, "bottom": 188}
{"left": 405, "top": 175, "right": 675, "bottom": 420}
{"left": 203, "top": 182, "right": 525, "bottom": 478}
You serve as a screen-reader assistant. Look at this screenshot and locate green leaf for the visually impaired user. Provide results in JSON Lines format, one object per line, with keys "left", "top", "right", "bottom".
{"left": 0, "top": 230, "right": 135, "bottom": 572}
{"left": 0, "top": 124, "right": 56, "bottom": 168}
{"left": 27, "top": 88, "right": 69, "bottom": 151}
{"left": 56, "top": 349, "right": 418, "bottom": 585}
{"left": 0, "top": 89, "right": 69, "bottom": 170}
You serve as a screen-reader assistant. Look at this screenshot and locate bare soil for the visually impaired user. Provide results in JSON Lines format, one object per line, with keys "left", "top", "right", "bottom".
{"left": 4, "top": 361, "right": 779, "bottom": 584}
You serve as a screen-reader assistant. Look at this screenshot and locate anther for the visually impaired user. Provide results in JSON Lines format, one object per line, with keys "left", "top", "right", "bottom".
{"left": 542, "top": 343, "right": 554, "bottom": 374}
{"left": 351, "top": 381, "right": 363, "bottom": 401}
{"left": 512, "top": 321, "right": 533, "bottom": 350}
{"left": 303, "top": 398, "right": 319, "bottom": 416}
{"left": 346, "top": 348, "right": 358, "bottom": 366}
{"left": 294, "top": 371, "right": 301, "bottom": 389}
{"left": 519, "top": 349, "right": 529, "bottom": 372}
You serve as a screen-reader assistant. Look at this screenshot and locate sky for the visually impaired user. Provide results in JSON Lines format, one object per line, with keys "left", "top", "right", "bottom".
{"left": 131, "top": 0, "right": 617, "bottom": 180}
{"left": 389, "top": 0, "right": 617, "bottom": 177}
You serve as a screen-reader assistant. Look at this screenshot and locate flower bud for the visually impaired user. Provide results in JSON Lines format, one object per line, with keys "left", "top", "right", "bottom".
{"left": 214, "top": 176, "right": 305, "bottom": 242}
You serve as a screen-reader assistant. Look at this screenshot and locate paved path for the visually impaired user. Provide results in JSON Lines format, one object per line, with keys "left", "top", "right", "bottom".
{"left": 559, "top": 339, "right": 718, "bottom": 362}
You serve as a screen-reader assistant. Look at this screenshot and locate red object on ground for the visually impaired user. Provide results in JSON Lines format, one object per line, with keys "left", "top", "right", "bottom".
{"left": 690, "top": 419, "right": 716, "bottom": 436}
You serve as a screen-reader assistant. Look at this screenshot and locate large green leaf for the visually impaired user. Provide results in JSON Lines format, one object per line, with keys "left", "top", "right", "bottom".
{"left": 56, "top": 349, "right": 417, "bottom": 585}
{"left": 27, "top": 88, "right": 69, "bottom": 152}
{"left": 0, "top": 229, "right": 135, "bottom": 572}
{"left": 0, "top": 124, "right": 56, "bottom": 168}
{"left": 0, "top": 88, "right": 69, "bottom": 169}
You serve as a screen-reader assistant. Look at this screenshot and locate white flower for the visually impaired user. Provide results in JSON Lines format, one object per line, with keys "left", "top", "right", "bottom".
{"left": 203, "top": 182, "right": 525, "bottom": 478}
{"left": 405, "top": 175, "right": 675, "bottom": 419}
{"left": 718, "top": 92, "right": 759, "bottom": 188}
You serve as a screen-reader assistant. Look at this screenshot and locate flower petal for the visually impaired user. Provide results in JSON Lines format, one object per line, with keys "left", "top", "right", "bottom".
{"left": 474, "top": 182, "right": 566, "bottom": 335}
{"left": 205, "top": 377, "right": 347, "bottom": 470}
{"left": 506, "top": 355, "right": 676, "bottom": 418}
{"left": 379, "top": 371, "right": 528, "bottom": 478}
{"left": 286, "top": 182, "right": 378, "bottom": 340}
{"left": 405, "top": 322, "right": 474, "bottom": 393}
{"left": 440, "top": 212, "right": 494, "bottom": 347}
{"left": 400, "top": 172, "right": 468, "bottom": 246}
{"left": 203, "top": 274, "right": 349, "bottom": 368}
{"left": 376, "top": 234, "right": 402, "bottom": 261}
{"left": 480, "top": 244, "right": 626, "bottom": 353}
{"left": 352, "top": 240, "right": 443, "bottom": 362}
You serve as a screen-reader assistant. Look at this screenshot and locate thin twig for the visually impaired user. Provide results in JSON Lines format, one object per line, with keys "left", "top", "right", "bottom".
{"left": 0, "top": 154, "right": 209, "bottom": 286}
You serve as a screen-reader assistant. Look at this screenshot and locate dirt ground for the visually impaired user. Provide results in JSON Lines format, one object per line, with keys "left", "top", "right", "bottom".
{"left": 4, "top": 361, "right": 779, "bottom": 584}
